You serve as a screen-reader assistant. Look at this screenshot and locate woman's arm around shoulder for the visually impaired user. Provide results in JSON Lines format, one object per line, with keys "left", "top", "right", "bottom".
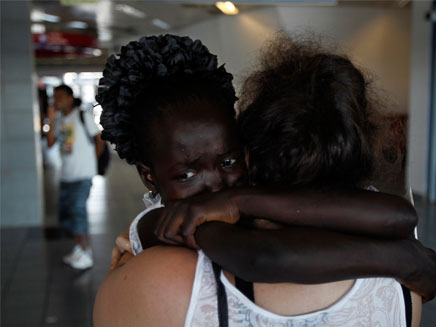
{"left": 93, "top": 246, "right": 198, "bottom": 327}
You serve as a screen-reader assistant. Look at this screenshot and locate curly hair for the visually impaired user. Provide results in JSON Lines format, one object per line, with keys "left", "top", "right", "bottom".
{"left": 238, "top": 33, "right": 378, "bottom": 188}
{"left": 96, "top": 34, "right": 237, "bottom": 165}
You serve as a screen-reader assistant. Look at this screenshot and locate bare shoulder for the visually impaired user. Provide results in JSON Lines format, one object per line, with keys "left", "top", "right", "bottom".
{"left": 93, "top": 246, "right": 198, "bottom": 327}
{"left": 411, "top": 291, "right": 422, "bottom": 327}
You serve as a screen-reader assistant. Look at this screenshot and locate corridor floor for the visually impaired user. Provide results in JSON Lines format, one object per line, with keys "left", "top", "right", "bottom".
{"left": 2, "top": 155, "right": 436, "bottom": 326}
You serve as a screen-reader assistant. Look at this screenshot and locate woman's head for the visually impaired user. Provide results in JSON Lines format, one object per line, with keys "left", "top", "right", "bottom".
{"left": 97, "top": 35, "right": 246, "bottom": 202}
{"left": 238, "top": 33, "right": 376, "bottom": 189}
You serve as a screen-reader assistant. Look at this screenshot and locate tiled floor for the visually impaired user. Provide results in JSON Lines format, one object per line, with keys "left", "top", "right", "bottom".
{"left": 1, "top": 155, "right": 436, "bottom": 326}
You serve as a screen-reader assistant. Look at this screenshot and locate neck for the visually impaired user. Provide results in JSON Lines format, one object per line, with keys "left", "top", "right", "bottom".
{"left": 62, "top": 106, "right": 74, "bottom": 116}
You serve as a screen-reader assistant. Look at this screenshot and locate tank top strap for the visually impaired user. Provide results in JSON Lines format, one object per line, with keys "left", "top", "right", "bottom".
{"left": 400, "top": 284, "right": 412, "bottom": 327}
{"left": 212, "top": 262, "right": 229, "bottom": 327}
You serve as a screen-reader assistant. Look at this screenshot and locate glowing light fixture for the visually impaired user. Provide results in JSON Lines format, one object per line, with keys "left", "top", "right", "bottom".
{"left": 151, "top": 18, "right": 170, "bottom": 30}
{"left": 31, "top": 9, "right": 60, "bottom": 23}
{"left": 215, "top": 1, "right": 239, "bottom": 15}
{"left": 67, "top": 21, "right": 88, "bottom": 29}
{"left": 92, "top": 49, "right": 103, "bottom": 57}
{"left": 42, "top": 124, "right": 51, "bottom": 133}
{"left": 31, "top": 23, "right": 46, "bottom": 34}
{"left": 115, "top": 4, "right": 146, "bottom": 19}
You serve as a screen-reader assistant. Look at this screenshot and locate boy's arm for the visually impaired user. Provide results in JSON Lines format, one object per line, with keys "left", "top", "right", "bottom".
{"left": 196, "top": 222, "right": 436, "bottom": 301}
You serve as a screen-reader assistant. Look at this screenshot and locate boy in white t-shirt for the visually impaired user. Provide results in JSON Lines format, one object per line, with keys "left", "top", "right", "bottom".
{"left": 47, "top": 84, "right": 104, "bottom": 270}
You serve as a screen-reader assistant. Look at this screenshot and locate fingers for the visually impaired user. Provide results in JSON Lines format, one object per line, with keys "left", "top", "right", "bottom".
{"left": 154, "top": 202, "right": 185, "bottom": 245}
{"left": 111, "top": 252, "right": 134, "bottom": 270}
{"left": 183, "top": 234, "right": 200, "bottom": 250}
{"left": 115, "top": 233, "right": 132, "bottom": 254}
{"left": 118, "top": 252, "right": 134, "bottom": 267}
{"left": 154, "top": 201, "right": 206, "bottom": 249}
{"left": 111, "top": 230, "right": 132, "bottom": 270}
{"left": 164, "top": 206, "right": 190, "bottom": 242}
{"left": 181, "top": 208, "right": 206, "bottom": 242}
{"left": 110, "top": 247, "right": 121, "bottom": 270}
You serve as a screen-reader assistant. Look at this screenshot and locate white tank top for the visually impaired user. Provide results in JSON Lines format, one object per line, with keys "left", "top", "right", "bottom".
{"left": 185, "top": 251, "right": 408, "bottom": 327}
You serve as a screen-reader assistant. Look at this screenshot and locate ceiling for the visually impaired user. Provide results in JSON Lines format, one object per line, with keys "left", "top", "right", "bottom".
{"left": 31, "top": 1, "right": 266, "bottom": 50}
{"left": 31, "top": 0, "right": 410, "bottom": 70}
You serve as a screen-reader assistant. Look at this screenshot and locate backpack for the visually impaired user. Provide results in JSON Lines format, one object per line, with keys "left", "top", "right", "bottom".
{"left": 79, "top": 110, "right": 111, "bottom": 176}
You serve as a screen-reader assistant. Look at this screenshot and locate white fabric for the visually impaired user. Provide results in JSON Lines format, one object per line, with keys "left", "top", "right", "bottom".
{"left": 129, "top": 193, "right": 163, "bottom": 255}
{"left": 185, "top": 251, "right": 408, "bottom": 327}
{"left": 54, "top": 109, "right": 100, "bottom": 182}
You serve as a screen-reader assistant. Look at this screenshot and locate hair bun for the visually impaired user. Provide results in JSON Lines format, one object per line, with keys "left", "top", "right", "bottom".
{"left": 97, "top": 35, "right": 225, "bottom": 110}
{"left": 96, "top": 34, "right": 236, "bottom": 164}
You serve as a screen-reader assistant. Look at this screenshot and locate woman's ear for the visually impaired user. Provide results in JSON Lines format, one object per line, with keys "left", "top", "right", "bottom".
{"left": 136, "top": 162, "right": 157, "bottom": 194}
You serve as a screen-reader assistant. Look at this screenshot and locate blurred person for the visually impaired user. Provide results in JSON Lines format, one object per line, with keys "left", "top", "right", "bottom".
{"left": 47, "top": 84, "right": 104, "bottom": 270}
{"left": 93, "top": 35, "right": 434, "bottom": 326}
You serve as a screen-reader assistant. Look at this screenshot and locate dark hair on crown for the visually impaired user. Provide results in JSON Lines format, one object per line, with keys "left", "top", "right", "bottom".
{"left": 54, "top": 84, "right": 82, "bottom": 107}
{"left": 96, "top": 34, "right": 237, "bottom": 165}
{"left": 238, "top": 33, "right": 377, "bottom": 188}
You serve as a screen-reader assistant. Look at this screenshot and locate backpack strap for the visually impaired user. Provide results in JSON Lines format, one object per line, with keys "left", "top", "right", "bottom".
{"left": 79, "top": 110, "right": 94, "bottom": 144}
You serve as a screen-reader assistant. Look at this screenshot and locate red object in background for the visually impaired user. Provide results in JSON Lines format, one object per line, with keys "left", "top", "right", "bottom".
{"left": 33, "top": 31, "right": 98, "bottom": 58}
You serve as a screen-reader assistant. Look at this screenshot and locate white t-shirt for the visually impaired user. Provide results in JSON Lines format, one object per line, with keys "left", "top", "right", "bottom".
{"left": 54, "top": 108, "right": 100, "bottom": 182}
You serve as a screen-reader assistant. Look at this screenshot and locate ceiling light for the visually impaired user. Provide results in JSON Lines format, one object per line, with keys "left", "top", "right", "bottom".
{"left": 67, "top": 21, "right": 88, "bottom": 29}
{"left": 98, "top": 29, "right": 112, "bottom": 42}
{"left": 60, "top": 0, "right": 99, "bottom": 6}
{"left": 31, "top": 9, "right": 60, "bottom": 23}
{"left": 151, "top": 18, "right": 171, "bottom": 30}
{"left": 215, "top": 1, "right": 239, "bottom": 15}
{"left": 115, "top": 4, "right": 146, "bottom": 19}
{"left": 93, "top": 49, "right": 103, "bottom": 57}
{"left": 31, "top": 23, "right": 46, "bottom": 34}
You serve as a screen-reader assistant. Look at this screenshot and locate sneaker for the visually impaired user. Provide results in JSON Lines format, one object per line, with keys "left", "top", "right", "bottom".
{"left": 68, "top": 247, "right": 94, "bottom": 270}
{"left": 63, "top": 244, "right": 82, "bottom": 265}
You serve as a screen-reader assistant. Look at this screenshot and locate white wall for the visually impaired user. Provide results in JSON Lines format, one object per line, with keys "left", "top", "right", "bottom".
{"left": 406, "top": 1, "right": 433, "bottom": 197}
{"left": 171, "top": 7, "right": 281, "bottom": 88}
{"left": 1, "top": 1, "right": 44, "bottom": 227}
{"left": 172, "top": 5, "right": 411, "bottom": 114}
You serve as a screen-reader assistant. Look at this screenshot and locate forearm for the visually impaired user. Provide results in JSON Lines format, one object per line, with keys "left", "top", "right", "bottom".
{"left": 196, "top": 222, "right": 415, "bottom": 283}
{"left": 231, "top": 187, "right": 417, "bottom": 238}
{"left": 46, "top": 128, "right": 56, "bottom": 147}
{"left": 94, "top": 133, "right": 104, "bottom": 157}
{"left": 137, "top": 209, "right": 165, "bottom": 250}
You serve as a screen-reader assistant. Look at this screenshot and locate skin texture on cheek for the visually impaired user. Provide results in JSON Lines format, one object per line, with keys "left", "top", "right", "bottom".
{"left": 144, "top": 106, "right": 247, "bottom": 203}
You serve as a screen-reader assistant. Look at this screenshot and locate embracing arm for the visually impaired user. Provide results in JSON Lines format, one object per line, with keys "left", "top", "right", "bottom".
{"left": 110, "top": 209, "right": 165, "bottom": 270}
{"left": 230, "top": 187, "right": 417, "bottom": 238}
{"left": 154, "top": 187, "right": 417, "bottom": 246}
{"left": 137, "top": 208, "right": 166, "bottom": 250}
{"left": 196, "top": 222, "right": 436, "bottom": 301}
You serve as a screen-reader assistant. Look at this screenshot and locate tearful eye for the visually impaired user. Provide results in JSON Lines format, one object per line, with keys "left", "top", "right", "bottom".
{"left": 221, "top": 158, "right": 237, "bottom": 168}
{"left": 176, "top": 170, "right": 197, "bottom": 181}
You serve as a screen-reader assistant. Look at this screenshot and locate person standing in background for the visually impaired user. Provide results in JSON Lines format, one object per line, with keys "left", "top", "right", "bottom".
{"left": 47, "top": 84, "right": 104, "bottom": 270}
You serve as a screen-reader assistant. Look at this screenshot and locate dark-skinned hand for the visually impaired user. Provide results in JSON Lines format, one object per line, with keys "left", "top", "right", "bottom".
{"left": 153, "top": 190, "right": 240, "bottom": 249}
{"left": 398, "top": 238, "right": 436, "bottom": 303}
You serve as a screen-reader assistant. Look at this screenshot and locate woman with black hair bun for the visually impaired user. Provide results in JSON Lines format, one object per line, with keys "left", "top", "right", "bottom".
{"left": 94, "top": 34, "right": 434, "bottom": 326}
